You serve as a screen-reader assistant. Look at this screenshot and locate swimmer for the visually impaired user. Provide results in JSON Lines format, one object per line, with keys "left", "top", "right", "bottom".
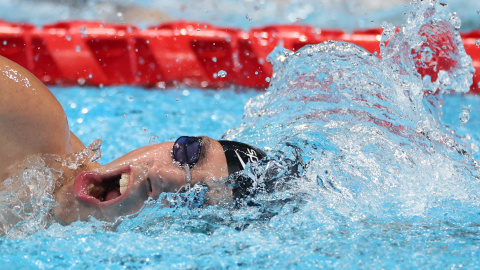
{"left": 0, "top": 55, "right": 266, "bottom": 225}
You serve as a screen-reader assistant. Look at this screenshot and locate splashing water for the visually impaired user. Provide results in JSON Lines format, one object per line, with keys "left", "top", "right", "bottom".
{"left": 1, "top": 0, "right": 480, "bottom": 268}
{"left": 219, "top": 0, "right": 480, "bottom": 264}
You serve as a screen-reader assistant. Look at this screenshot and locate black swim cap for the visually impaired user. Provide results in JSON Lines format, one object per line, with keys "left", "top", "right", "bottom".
{"left": 218, "top": 140, "right": 267, "bottom": 175}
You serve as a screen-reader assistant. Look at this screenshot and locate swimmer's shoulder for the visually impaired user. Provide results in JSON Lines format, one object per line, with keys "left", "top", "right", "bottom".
{"left": 0, "top": 55, "right": 63, "bottom": 119}
{"left": 0, "top": 55, "right": 77, "bottom": 181}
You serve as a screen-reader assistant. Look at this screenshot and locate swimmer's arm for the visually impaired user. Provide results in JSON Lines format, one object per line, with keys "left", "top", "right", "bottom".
{"left": 0, "top": 56, "right": 76, "bottom": 178}
{"left": 70, "top": 132, "right": 86, "bottom": 153}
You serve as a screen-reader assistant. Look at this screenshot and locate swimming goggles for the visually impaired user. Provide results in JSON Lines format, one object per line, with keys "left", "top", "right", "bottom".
{"left": 172, "top": 136, "right": 203, "bottom": 190}
{"left": 172, "top": 136, "right": 267, "bottom": 191}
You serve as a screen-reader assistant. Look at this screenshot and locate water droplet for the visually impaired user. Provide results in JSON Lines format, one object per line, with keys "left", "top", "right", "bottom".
{"left": 459, "top": 106, "right": 471, "bottom": 123}
{"left": 450, "top": 15, "right": 461, "bottom": 30}
{"left": 149, "top": 136, "right": 159, "bottom": 145}
{"left": 212, "top": 57, "right": 217, "bottom": 62}
{"left": 80, "top": 27, "right": 87, "bottom": 37}
{"left": 13, "top": 205, "right": 21, "bottom": 214}
{"left": 217, "top": 70, "right": 227, "bottom": 78}
{"left": 66, "top": 35, "right": 71, "bottom": 41}
{"left": 476, "top": 40, "right": 480, "bottom": 47}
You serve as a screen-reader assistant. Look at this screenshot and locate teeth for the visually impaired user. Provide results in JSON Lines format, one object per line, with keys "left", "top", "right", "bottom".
{"left": 119, "top": 173, "right": 129, "bottom": 195}
{"left": 87, "top": 183, "right": 104, "bottom": 196}
{"left": 87, "top": 183, "right": 95, "bottom": 194}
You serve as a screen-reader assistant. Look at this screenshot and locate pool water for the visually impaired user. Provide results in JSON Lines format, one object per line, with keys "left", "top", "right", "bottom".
{"left": 2, "top": 0, "right": 480, "bottom": 269}
{"left": 53, "top": 87, "right": 258, "bottom": 164}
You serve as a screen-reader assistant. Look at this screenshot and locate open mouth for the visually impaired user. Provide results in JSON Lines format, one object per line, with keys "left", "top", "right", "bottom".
{"left": 88, "top": 172, "right": 129, "bottom": 201}
{"left": 74, "top": 168, "right": 132, "bottom": 206}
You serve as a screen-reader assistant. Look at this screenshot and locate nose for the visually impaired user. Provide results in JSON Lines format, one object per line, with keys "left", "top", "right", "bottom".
{"left": 146, "top": 163, "right": 186, "bottom": 198}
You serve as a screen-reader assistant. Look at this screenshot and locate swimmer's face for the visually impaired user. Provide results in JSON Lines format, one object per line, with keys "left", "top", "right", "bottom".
{"left": 53, "top": 136, "right": 229, "bottom": 224}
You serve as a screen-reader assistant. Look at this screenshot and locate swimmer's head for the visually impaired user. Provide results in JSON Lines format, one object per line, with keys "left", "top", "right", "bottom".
{"left": 53, "top": 136, "right": 266, "bottom": 224}
{"left": 53, "top": 136, "right": 229, "bottom": 224}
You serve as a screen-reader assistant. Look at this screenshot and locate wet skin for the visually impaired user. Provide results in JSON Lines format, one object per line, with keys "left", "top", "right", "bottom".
{"left": 0, "top": 55, "right": 229, "bottom": 224}
{"left": 53, "top": 137, "right": 229, "bottom": 224}
{"left": 0, "top": 56, "right": 84, "bottom": 182}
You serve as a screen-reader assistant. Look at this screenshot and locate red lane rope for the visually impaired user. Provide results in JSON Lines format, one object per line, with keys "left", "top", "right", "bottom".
{"left": 0, "top": 20, "right": 479, "bottom": 93}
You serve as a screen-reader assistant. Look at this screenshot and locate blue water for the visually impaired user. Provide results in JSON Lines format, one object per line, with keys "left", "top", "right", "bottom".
{"left": 53, "top": 87, "right": 257, "bottom": 164}
{"left": 2, "top": 0, "right": 480, "bottom": 269}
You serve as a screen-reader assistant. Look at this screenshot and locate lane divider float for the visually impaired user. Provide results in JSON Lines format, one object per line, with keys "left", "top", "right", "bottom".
{"left": 0, "top": 20, "right": 479, "bottom": 93}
